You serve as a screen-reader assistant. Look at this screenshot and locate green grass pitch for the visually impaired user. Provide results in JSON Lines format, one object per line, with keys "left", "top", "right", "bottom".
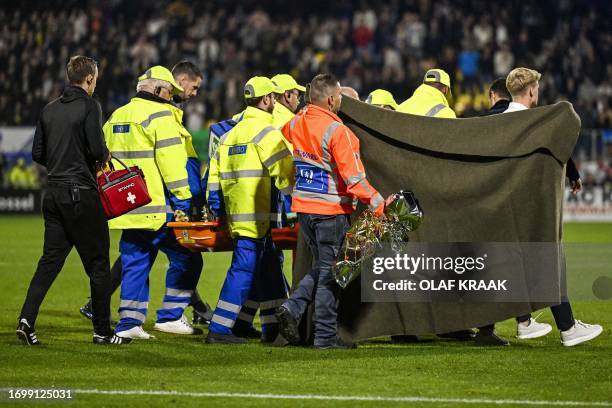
{"left": 0, "top": 216, "right": 611, "bottom": 407}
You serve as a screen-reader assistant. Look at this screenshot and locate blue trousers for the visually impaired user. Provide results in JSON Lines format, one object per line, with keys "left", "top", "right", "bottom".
{"left": 209, "top": 236, "right": 288, "bottom": 337}
{"left": 115, "top": 228, "right": 202, "bottom": 333}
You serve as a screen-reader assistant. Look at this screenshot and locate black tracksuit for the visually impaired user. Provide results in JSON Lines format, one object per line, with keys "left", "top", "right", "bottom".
{"left": 19, "top": 85, "right": 112, "bottom": 336}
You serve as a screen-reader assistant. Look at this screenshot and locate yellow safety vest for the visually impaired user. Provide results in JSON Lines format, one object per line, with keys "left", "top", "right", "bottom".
{"left": 272, "top": 102, "right": 295, "bottom": 128}
{"left": 103, "top": 95, "right": 192, "bottom": 231}
{"left": 397, "top": 84, "right": 457, "bottom": 118}
{"left": 207, "top": 106, "right": 294, "bottom": 239}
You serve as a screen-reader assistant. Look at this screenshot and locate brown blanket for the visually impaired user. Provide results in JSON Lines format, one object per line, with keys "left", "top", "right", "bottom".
{"left": 292, "top": 98, "right": 580, "bottom": 341}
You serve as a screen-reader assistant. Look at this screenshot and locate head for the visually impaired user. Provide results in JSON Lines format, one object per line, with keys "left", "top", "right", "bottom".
{"left": 271, "top": 74, "right": 305, "bottom": 113}
{"left": 137, "top": 66, "right": 184, "bottom": 102}
{"left": 171, "top": 60, "right": 203, "bottom": 101}
{"left": 365, "top": 89, "right": 398, "bottom": 110}
{"left": 506, "top": 67, "right": 541, "bottom": 108}
{"left": 244, "top": 76, "right": 280, "bottom": 114}
{"left": 136, "top": 78, "right": 174, "bottom": 101}
{"left": 488, "top": 77, "right": 511, "bottom": 107}
{"left": 423, "top": 68, "right": 452, "bottom": 97}
{"left": 308, "top": 73, "right": 342, "bottom": 113}
{"left": 341, "top": 86, "right": 359, "bottom": 100}
{"left": 66, "top": 56, "right": 98, "bottom": 96}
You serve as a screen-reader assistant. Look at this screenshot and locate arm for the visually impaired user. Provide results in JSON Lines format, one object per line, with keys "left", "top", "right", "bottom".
{"left": 84, "top": 100, "right": 110, "bottom": 163}
{"left": 205, "top": 150, "right": 225, "bottom": 218}
{"left": 32, "top": 118, "right": 46, "bottom": 166}
{"left": 154, "top": 117, "right": 192, "bottom": 212}
{"left": 255, "top": 128, "right": 294, "bottom": 196}
{"left": 566, "top": 158, "right": 582, "bottom": 194}
{"left": 330, "top": 126, "right": 385, "bottom": 215}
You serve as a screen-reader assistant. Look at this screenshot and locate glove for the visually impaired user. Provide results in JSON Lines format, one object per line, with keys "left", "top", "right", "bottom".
{"left": 174, "top": 209, "right": 189, "bottom": 222}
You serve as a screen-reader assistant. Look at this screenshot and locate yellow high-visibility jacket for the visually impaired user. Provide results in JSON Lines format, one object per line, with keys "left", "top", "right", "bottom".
{"left": 207, "top": 106, "right": 294, "bottom": 239}
{"left": 397, "top": 84, "right": 457, "bottom": 118}
{"left": 272, "top": 102, "right": 295, "bottom": 129}
{"left": 103, "top": 93, "right": 192, "bottom": 231}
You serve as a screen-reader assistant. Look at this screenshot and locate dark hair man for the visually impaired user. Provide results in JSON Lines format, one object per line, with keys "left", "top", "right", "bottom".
{"left": 17, "top": 56, "right": 128, "bottom": 345}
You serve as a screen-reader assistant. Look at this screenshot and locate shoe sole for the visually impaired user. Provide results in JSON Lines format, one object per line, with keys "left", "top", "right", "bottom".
{"left": 276, "top": 309, "right": 301, "bottom": 345}
{"left": 115, "top": 331, "right": 155, "bottom": 340}
{"left": 79, "top": 308, "right": 93, "bottom": 320}
{"left": 516, "top": 325, "right": 553, "bottom": 340}
{"left": 562, "top": 326, "right": 603, "bottom": 347}
{"left": 152, "top": 326, "right": 202, "bottom": 335}
{"left": 205, "top": 337, "right": 246, "bottom": 345}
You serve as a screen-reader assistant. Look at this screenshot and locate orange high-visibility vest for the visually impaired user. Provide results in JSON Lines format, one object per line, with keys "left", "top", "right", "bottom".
{"left": 282, "top": 104, "right": 384, "bottom": 216}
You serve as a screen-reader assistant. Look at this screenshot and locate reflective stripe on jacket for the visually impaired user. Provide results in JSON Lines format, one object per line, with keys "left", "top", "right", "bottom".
{"left": 282, "top": 104, "right": 384, "bottom": 216}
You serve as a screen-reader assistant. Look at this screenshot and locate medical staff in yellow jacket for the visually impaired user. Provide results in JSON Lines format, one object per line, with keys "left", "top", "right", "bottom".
{"left": 104, "top": 66, "right": 202, "bottom": 340}
{"left": 397, "top": 69, "right": 457, "bottom": 118}
{"left": 271, "top": 74, "right": 305, "bottom": 129}
{"left": 205, "top": 76, "right": 294, "bottom": 344}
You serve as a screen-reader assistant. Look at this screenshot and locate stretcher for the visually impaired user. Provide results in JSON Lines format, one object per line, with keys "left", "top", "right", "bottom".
{"left": 167, "top": 221, "right": 299, "bottom": 252}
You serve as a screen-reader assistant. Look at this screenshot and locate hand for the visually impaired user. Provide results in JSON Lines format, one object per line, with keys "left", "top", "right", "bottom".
{"left": 174, "top": 210, "right": 189, "bottom": 222}
{"left": 570, "top": 178, "right": 582, "bottom": 195}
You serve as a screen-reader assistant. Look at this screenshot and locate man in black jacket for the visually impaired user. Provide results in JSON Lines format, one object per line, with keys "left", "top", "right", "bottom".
{"left": 16, "top": 56, "right": 128, "bottom": 345}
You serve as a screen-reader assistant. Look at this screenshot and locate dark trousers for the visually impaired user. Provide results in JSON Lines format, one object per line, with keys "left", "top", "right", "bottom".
{"left": 19, "top": 186, "right": 111, "bottom": 336}
{"left": 480, "top": 301, "right": 574, "bottom": 334}
{"left": 284, "top": 213, "right": 350, "bottom": 346}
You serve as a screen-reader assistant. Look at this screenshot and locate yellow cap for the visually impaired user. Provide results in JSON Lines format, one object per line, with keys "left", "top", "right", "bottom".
{"left": 365, "top": 89, "right": 398, "bottom": 110}
{"left": 423, "top": 69, "right": 451, "bottom": 88}
{"left": 138, "top": 66, "right": 184, "bottom": 95}
{"left": 244, "top": 76, "right": 282, "bottom": 99}
{"left": 271, "top": 74, "right": 306, "bottom": 93}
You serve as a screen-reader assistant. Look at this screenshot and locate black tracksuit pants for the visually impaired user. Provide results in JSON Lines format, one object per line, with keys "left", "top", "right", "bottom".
{"left": 19, "top": 186, "right": 112, "bottom": 336}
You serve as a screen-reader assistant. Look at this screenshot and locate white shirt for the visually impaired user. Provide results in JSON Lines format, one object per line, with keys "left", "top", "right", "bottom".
{"left": 503, "top": 102, "right": 528, "bottom": 113}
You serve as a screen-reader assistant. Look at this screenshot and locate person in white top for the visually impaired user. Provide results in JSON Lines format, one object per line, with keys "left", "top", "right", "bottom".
{"left": 502, "top": 67, "right": 602, "bottom": 346}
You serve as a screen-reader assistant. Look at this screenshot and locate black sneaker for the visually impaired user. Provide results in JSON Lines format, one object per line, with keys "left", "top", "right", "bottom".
{"left": 192, "top": 303, "right": 214, "bottom": 325}
{"left": 93, "top": 333, "right": 132, "bottom": 345}
{"left": 233, "top": 326, "right": 262, "bottom": 339}
{"left": 275, "top": 306, "right": 301, "bottom": 345}
{"left": 80, "top": 303, "right": 93, "bottom": 320}
{"left": 438, "top": 329, "right": 476, "bottom": 341}
{"left": 205, "top": 331, "right": 247, "bottom": 344}
{"left": 16, "top": 318, "right": 41, "bottom": 346}
{"left": 315, "top": 337, "right": 357, "bottom": 350}
{"left": 390, "top": 335, "right": 420, "bottom": 344}
{"left": 474, "top": 331, "right": 510, "bottom": 346}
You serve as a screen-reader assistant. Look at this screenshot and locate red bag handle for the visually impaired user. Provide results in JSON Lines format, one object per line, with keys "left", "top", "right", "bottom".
{"left": 101, "top": 155, "right": 134, "bottom": 184}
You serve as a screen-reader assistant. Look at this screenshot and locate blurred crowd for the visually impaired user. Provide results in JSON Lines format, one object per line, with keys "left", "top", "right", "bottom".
{"left": 0, "top": 0, "right": 610, "bottom": 129}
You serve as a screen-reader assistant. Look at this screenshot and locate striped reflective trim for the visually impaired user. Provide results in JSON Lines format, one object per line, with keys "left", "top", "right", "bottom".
{"left": 207, "top": 182, "right": 220, "bottom": 191}
{"left": 358, "top": 179, "right": 374, "bottom": 195}
{"left": 263, "top": 149, "right": 291, "bottom": 168}
{"left": 321, "top": 122, "right": 342, "bottom": 166}
{"left": 251, "top": 126, "right": 275, "bottom": 144}
{"left": 237, "top": 310, "right": 255, "bottom": 322}
{"left": 213, "top": 150, "right": 220, "bottom": 161}
{"left": 155, "top": 137, "right": 182, "bottom": 149}
{"left": 227, "top": 213, "right": 278, "bottom": 222}
{"left": 119, "top": 300, "right": 149, "bottom": 309}
{"left": 166, "top": 288, "right": 193, "bottom": 298}
{"left": 345, "top": 172, "right": 365, "bottom": 186}
{"left": 425, "top": 103, "right": 446, "bottom": 117}
{"left": 140, "top": 110, "right": 172, "bottom": 128}
{"left": 289, "top": 115, "right": 299, "bottom": 130}
{"left": 217, "top": 299, "right": 241, "bottom": 314}
{"left": 260, "top": 299, "right": 285, "bottom": 310}
{"left": 160, "top": 301, "right": 189, "bottom": 310}
{"left": 211, "top": 314, "right": 235, "bottom": 328}
{"left": 292, "top": 155, "right": 332, "bottom": 172}
{"left": 219, "top": 169, "right": 267, "bottom": 180}
{"left": 280, "top": 186, "right": 293, "bottom": 195}
{"left": 259, "top": 314, "right": 278, "bottom": 324}
{"left": 271, "top": 212, "right": 282, "bottom": 224}
{"left": 165, "top": 178, "right": 189, "bottom": 190}
{"left": 129, "top": 205, "right": 173, "bottom": 215}
{"left": 112, "top": 150, "right": 154, "bottom": 159}
{"left": 244, "top": 300, "right": 260, "bottom": 309}
{"left": 370, "top": 193, "right": 385, "bottom": 210}
{"left": 293, "top": 190, "right": 354, "bottom": 205}
{"left": 119, "top": 309, "right": 146, "bottom": 322}
{"left": 144, "top": 69, "right": 152, "bottom": 79}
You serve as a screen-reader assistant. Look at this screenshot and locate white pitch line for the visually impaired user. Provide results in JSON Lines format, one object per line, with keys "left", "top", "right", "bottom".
{"left": 49, "top": 389, "right": 612, "bottom": 406}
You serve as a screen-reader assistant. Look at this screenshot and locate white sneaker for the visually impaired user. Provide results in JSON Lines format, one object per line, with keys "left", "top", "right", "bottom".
{"left": 517, "top": 316, "right": 552, "bottom": 339}
{"left": 153, "top": 314, "right": 203, "bottom": 335}
{"left": 561, "top": 320, "right": 603, "bottom": 347}
{"left": 115, "top": 326, "right": 156, "bottom": 339}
